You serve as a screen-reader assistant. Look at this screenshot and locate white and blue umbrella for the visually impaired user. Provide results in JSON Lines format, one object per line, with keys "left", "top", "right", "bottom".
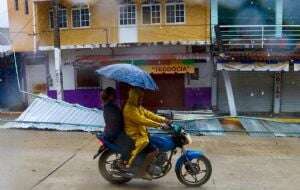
{"left": 96, "top": 64, "right": 158, "bottom": 91}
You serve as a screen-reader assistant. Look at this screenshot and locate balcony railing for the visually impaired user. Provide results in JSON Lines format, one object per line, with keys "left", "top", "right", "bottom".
{"left": 216, "top": 25, "right": 300, "bottom": 50}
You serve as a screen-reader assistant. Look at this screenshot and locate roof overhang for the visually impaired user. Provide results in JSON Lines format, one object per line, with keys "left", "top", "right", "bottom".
{"left": 73, "top": 53, "right": 208, "bottom": 66}
{"left": 216, "top": 62, "right": 290, "bottom": 72}
{"left": 216, "top": 51, "right": 300, "bottom": 62}
{"left": 38, "top": 41, "right": 209, "bottom": 51}
{"left": 33, "top": 0, "right": 101, "bottom": 5}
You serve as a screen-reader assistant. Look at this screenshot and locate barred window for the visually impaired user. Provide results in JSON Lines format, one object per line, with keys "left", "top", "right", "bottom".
{"left": 72, "top": 5, "right": 90, "bottom": 28}
{"left": 142, "top": 0, "right": 161, "bottom": 24}
{"left": 166, "top": 0, "right": 185, "bottom": 24}
{"left": 49, "top": 5, "right": 68, "bottom": 28}
{"left": 120, "top": 4, "right": 136, "bottom": 25}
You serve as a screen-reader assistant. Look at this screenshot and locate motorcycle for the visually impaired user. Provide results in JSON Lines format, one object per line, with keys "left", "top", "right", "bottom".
{"left": 93, "top": 124, "right": 212, "bottom": 187}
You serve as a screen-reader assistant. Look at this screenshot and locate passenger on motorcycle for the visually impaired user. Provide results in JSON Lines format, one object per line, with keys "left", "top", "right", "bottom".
{"left": 123, "top": 88, "right": 169, "bottom": 178}
{"left": 101, "top": 87, "right": 133, "bottom": 163}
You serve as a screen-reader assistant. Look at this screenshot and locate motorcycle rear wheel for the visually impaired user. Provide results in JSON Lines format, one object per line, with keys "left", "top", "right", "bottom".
{"left": 175, "top": 155, "right": 212, "bottom": 187}
{"left": 98, "top": 150, "right": 132, "bottom": 184}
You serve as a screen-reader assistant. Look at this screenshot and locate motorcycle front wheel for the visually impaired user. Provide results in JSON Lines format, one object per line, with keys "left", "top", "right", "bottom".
{"left": 98, "top": 150, "right": 132, "bottom": 184}
{"left": 175, "top": 155, "right": 212, "bottom": 187}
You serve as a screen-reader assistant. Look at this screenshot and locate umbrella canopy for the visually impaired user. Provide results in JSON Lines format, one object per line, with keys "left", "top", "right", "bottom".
{"left": 96, "top": 64, "right": 158, "bottom": 91}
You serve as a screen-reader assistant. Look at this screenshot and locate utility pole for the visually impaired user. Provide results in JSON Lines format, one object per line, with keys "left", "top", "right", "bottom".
{"left": 52, "top": 0, "right": 64, "bottom": 100}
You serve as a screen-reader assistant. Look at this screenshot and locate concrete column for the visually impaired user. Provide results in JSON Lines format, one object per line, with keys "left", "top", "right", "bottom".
{"left": 210, "top": 0, "right": 219, "bottom": 110}
{"left": 276, "top": 0, "right": 283, "bottom": 37}
{"left": 210, "top": 57, "right": 217, "bottom": 110}
{"left": 211, "top": 0, "right": 218, "bottom": 42}
{"left": 54, "top": 48, "right": 64, "bottom": 100}
{"left": 222, "top": 71, "right": 237, "bottom": 116}
{"left": 273, "top": 72, "right": 282, "bottom": 114}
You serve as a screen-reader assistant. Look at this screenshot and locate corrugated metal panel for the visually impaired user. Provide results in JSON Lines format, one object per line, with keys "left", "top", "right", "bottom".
{"left": 265, "top": 121, "right": 300, "bottom": 137}
{"left": 174, "top": 119, "right": 224, "bottom": 136}
{"left": 4, "top": 95, "right": 104, "bottom": 131}
{"left": 239, "top": 118, "right": 274, "bottom": 137}
{"left": 281, "top": 73, "right": 300, "bottom": 113}
{"left": 240, "top": 118, "right": 300, "bottom": 137}
{"left": 218, "top": 72, "right": 274, "bottom": 113}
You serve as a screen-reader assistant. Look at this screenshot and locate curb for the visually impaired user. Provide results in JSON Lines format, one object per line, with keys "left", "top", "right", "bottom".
{"left": 222, "top": 116, "right": 300, "bottom": 124}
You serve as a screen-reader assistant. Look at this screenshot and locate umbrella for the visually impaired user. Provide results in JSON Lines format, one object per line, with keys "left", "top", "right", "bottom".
{"left": 96, "top": 64, "right": 158, "bottom": 91}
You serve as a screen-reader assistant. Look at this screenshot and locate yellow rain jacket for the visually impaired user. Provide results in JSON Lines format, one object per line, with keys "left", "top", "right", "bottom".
{"left": 123, "top": 88, "right": 167, "bottom": 165}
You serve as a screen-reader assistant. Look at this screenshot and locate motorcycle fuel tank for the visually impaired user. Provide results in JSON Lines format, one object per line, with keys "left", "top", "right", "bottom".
{"left": 150, "top": 135, "right": 176, "bottom": 152}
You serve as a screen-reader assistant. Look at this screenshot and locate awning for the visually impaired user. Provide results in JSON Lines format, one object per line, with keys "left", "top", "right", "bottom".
{"left": 217, "top": 62, "right": 289, "bottom": 72}
{"left": 74, "top": 53, "right": 207, "bottom": 65}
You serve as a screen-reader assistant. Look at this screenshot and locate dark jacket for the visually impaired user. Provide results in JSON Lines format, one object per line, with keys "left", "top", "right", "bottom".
{"left": 103, "top": 101, "right": 124, "bottom": 141}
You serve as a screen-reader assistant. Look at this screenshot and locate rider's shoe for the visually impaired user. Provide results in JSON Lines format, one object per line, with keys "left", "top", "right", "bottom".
{"left": 116, "top": 161, "right": 134, "bottom": 178}
{"left": 119, "top": 171, "right": 134, "bottom": 178}
{"left": 141, "top": 173, "right": 153, "bottom": 181}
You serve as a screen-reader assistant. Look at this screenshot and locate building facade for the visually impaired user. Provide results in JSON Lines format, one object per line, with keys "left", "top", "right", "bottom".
{"left": 9, "top": 0, "right": 300, "bottom": 114}
{"left": 213, "top": 0, "right": 300, "bottom": 115}
{"left": 8, "top": 0, "right": 212, "bottom": 111}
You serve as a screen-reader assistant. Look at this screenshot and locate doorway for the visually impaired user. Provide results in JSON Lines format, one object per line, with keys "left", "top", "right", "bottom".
{"left": 120, "top": 74, "right": 185, "bottom": 111}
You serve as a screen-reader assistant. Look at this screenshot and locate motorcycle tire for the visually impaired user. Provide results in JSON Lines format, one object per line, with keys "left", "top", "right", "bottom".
{"left": 175, "top": 155, "right": 212, "bottom": 187}
{"left": 98, "top": 150, "right": 132, "bottom": 184}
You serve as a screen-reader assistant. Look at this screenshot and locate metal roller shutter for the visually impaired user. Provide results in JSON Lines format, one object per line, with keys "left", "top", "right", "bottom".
{"left": 281, "top": 73, "right": 300, "bottom": 113}
{"left": 218, "top": 72, "right": 274, "bottom": 113}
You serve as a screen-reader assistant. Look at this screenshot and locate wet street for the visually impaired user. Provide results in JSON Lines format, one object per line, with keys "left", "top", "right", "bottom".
{"left": 0, "top": 128, "right": 300, "bottom": 190}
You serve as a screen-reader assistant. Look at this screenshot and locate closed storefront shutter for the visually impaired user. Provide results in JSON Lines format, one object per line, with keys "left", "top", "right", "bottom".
{"left": 218, "top": 72, "right": 274, "bottom": 113}
{"left": 281, "top": 73, "right": 300, "bottom": 113}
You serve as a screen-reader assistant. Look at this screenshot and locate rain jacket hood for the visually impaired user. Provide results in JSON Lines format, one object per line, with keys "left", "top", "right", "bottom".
{"left": 127, "top": 88, "right": 143, "bottom": 106}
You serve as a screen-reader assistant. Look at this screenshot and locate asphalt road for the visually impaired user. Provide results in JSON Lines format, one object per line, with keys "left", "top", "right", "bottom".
{"left": 0, "top": 128, "right": 300, "bottom": 190}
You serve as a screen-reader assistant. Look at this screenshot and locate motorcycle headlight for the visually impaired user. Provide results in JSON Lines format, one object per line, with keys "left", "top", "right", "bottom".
{"left": 181, "top": 133, "right": 192, "bottom": 145}
{"left": 185, "top": 133, "right": 193, "bottom": 145}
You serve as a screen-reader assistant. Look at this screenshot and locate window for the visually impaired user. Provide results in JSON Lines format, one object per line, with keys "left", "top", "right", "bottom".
{"left": 142, "top": 0, "right": 161, "bottom": 24}
{"left": 72, "top": 5, "right": 90, "bottom": 28}
{"left": 49, "top": 5, "right": 68, "bottom": 28}
{"left": 76, "top": 68, "right": 100, "bottom": 88}
{"left": 119, "top": 1, "right": 136, "bottom": 25}
{"left": 15, "top": 0, "right": 19, "bottom": 11}
{"left": 166, "top": 0, "right": 185, "bottom": 24}
{"left": 25, "top": 0, "right": 29, "bottom": 14}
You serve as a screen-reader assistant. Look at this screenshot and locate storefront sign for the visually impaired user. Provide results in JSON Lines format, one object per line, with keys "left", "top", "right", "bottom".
{"left": 142, "top": 64, "right": 195, "bottom": 74}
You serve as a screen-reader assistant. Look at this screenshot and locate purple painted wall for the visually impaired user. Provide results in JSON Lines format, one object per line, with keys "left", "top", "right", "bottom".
{"left": 48, "top": 89, "right": 102, "bottom": 108}
{"left": 184, "top": 87, "right": 211, "bottom": 110}
{"left": 48, "top": 87, "right": 211, "bottom": 110}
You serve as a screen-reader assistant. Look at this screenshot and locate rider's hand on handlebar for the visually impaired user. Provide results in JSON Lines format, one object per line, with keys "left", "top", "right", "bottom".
{"left": 160, "top": 123, "right": 169, "bottom": 130}
{"left": 165, "top": 119, "right": 172, "bottom": 125}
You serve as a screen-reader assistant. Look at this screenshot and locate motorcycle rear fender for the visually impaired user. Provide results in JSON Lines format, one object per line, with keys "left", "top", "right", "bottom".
{"left": 175, "top": 150, "right": 204, "bottom": 170}
{"left": 93, "top": 145, "right": 107, "bottom": 160}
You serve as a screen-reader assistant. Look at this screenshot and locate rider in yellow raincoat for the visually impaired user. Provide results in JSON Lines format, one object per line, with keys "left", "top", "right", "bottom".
{"left": 123, "top": 88, "right": 168, "bottom": 167}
